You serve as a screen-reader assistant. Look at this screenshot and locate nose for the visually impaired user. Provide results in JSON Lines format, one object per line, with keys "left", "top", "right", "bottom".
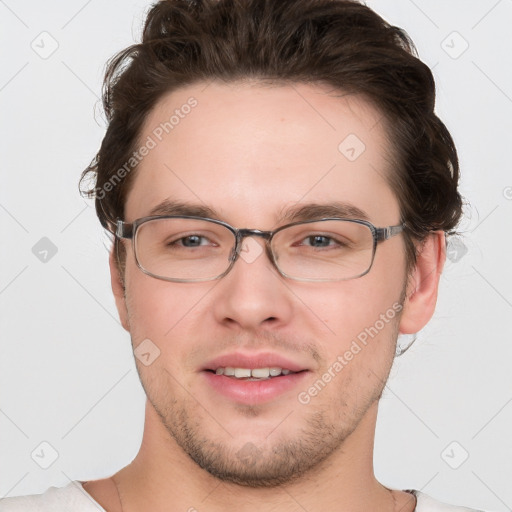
{"left": 212, "top": 236, "right": 295, "bottom": 331}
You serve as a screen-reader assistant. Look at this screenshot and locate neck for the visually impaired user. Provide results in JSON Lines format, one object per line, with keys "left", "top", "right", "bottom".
{"left": 112, "top": 400, "right": 401, "bottom": 512}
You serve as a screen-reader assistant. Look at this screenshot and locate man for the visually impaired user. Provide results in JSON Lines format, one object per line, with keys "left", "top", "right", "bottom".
{"left": 0, "top": 0, "right": 491, "bottom": 511}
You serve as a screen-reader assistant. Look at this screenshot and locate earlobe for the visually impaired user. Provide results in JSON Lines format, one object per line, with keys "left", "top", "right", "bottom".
{"left": 398, "top": 231, "right": 446, "bottom": 335}
{"left": 109, "top": 246, "right": 130, "bottom": 332}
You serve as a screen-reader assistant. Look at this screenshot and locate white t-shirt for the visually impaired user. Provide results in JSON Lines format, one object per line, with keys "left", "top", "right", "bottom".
{"left": 0, "top": 481, "right": 490, "bottom": 511}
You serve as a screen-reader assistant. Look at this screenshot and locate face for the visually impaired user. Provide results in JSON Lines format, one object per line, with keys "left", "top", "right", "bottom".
{"left": 116, "top": 81, "right": 409, "bottom": 487}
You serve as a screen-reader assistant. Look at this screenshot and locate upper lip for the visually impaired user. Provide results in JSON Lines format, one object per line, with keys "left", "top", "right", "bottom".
{"left": 201, "top": 352, "right": 309, "bottom": 373}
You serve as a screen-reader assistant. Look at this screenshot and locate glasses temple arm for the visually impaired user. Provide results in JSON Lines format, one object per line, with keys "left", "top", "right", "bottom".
{"left": 375, "top": 224, "right": 405, "bottom": 242}
{"left": 115, "top": 220, "right": 134, "bottom": 239}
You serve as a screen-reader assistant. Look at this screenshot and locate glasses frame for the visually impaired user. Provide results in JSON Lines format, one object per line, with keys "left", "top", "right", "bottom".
{"left": 115, "top": 215, "right": 405, "bottom": 283}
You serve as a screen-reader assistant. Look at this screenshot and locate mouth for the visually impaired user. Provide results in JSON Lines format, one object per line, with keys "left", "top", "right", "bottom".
{"left": 205, "top": 366, "right": 306, "bottom": 380}
{"left": 201, "top": 355, "right": 311, "bottom": 404}
{"left": 201, "top": 366, "right": 310, "bottom": 405}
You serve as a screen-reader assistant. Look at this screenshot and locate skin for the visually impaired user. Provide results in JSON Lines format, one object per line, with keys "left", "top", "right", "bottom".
{"left": 82, "top": 81, "right": 445, "bottom": 512}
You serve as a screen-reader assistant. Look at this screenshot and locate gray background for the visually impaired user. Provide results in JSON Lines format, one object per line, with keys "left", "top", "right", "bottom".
{"left": 1, "top": 0, "right": 511, "bottom": 510}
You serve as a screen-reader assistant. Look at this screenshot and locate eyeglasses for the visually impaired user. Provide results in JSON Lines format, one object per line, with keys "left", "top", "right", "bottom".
{"left": 115, "top": 216, "right": 404, "bottom": 283}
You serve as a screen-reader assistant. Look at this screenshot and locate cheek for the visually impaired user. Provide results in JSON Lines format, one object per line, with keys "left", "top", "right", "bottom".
{"left": 124, "top": 267, "right": 215, "bottom": 347}
{"left": 297, "top": 268, "right": 405, "bottom": 381}
{"left": 305, "top": 275, "right": 404, "bottom": 340}
{"left": 317, "top": 286, "right": 401, "bottom": 396}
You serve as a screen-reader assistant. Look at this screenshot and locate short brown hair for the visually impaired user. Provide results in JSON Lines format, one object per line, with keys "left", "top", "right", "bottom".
{"left": 80, "top": 0, "right": 463, "bottom": 275}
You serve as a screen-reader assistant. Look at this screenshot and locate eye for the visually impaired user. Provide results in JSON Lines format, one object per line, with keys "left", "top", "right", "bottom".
{"left": 300, "top": 235, "right": 343, "bottom": 248}
{"left": 168, "top": 234, "right": 213, "bottom": 248}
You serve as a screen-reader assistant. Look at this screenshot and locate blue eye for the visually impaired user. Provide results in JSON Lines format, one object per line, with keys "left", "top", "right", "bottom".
{"left": 177, "top": 235, "right": 208, "bottom": 247}
{"left": 303, "top": 235, "right": 335, "bottom": 248}
{"left": 165, "top": 234, "right": 214, "bottom": 249}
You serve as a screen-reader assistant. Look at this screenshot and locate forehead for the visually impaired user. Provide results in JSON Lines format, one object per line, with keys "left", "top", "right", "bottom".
{"left": 125, "top": 80, "right": 399, "bottom": 226}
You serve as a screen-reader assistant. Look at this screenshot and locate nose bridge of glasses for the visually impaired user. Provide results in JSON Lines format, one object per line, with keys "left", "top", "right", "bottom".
{"left": 236, "top": 228, "right": 272, "bottom": 241}
{"left": 228, "top": 228, "right": 274, "bottom": 262}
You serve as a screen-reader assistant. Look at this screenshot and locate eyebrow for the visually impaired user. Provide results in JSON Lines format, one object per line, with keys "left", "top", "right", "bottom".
{"left": 149, "top": 200, "right": 218, "bottom": 218}
{"left": 147, "top": 199, "right": 370, "bottom": 225}
{"left": 277, "top": 202, "right": 370, "bottom": 223}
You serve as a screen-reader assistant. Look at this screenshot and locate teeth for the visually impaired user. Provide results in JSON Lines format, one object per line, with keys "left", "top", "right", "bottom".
{"left": 234, "top": 368, "right": 251, "bottom": 378}
{"left": 251, "top": 368, "right": 270, "bottom": 378}
{"left": 213, "top": 367, "right": 295, "bottom": 378}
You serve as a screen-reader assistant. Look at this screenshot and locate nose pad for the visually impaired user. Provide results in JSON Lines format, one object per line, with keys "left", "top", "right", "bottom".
{"left": 228, "top": 245, "right": 238, "bottom": 262}
{"left": 228, "top": 237, "right": 243, "bottom": 262}
{"left": 263, "top": 243, "right": 277, "bottom": 267}
{"left": 227, "top": 237, "right": 274, "bottom": 268}
{"left": 226, "top": 233, "right": 280, "bottom": 276}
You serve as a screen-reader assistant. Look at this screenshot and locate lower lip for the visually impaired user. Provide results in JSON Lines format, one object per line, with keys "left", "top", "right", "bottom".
{"left": 202, "top": 371, "right": 310, "bottom": 404}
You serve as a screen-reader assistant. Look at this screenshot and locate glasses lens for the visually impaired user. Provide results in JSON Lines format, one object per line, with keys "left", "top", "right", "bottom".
{"left": 134, "top": 218, "right": 234, "bottom": 281}
{"left": 272, "top": 220, "right": 374, "bottom": 281}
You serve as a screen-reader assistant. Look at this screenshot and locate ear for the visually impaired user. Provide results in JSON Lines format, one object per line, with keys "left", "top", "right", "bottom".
{"left": 399, "top": 231, "right": 446, "bottom": 334}
{"left": 109, "top": 245, "right": 130, "bottom": 332}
